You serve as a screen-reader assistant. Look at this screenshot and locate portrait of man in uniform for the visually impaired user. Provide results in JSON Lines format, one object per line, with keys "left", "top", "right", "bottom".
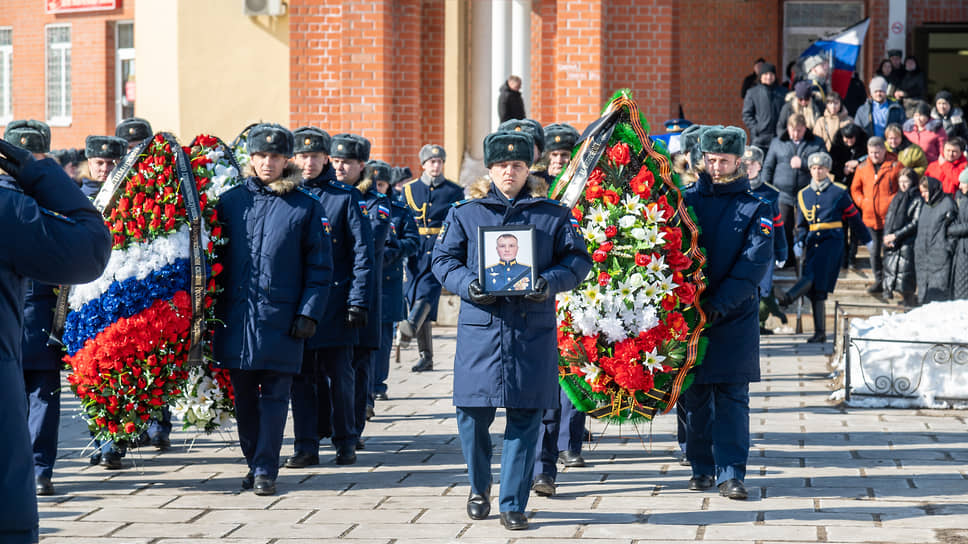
{"left": 479, "top": 226, "right": 535, "bottom": 294}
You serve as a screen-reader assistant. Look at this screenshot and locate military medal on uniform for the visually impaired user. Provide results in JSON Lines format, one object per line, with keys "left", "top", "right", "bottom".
{"left": 477, "top": 225, "right": 537, "bottom": 296}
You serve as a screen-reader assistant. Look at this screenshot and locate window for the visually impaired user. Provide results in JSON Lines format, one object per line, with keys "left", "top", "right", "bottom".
{"left": 0, "top": 28, "right": 11, "bottom": 125}
{"left": 46, "top": 24, "right": 71, "bottom": 126}
{"left": 116, "top": 21, "right": 135, "bottom": 122}
{"left": 783, "top": 1, "right": 864, "bottom": 80}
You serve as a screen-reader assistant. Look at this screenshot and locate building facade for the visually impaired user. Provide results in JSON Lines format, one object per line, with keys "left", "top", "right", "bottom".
{"left": 1, "top": 0, "right": 966, "bottom": 180}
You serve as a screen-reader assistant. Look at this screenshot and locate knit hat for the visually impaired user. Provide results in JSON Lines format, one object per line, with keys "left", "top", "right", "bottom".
{"left": 935, "top": 90, "right": 953, "bottom": 106}
{"left": 419, "top": 144, "right": 446, "bottom": 164}
{"left": 887, "top": 49, "right": 903, "bottom": 58}
{"left": 795, "top": 80, "right": 813, "bottom": 99}
{"left": 959, "top": 168, "right": 968, "bottom": 186}
{"left": 869, "top": 76, "right": 889, "bottom": 93}
{"left": 756, "top": 62, "right": 776, "bottom": 76}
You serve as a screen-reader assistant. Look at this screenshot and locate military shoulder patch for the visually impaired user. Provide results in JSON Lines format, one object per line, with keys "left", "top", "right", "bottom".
{"left": 758, "top": 217, "right": 773, "bottom": 236}
{"left": 569, "top": 216, "right": 583, "bottom": 236}
{"left": 296, "top": 186, "right": 322, "bottom": 203}
{"left": 391, "top": 200, "right": 408, "bottom": 210}
{"left": 747, "top": 190, "right": 769, "bottom": 205}
{"left": 358, "top": 200, "right": 369, "bottom": 216}
{"left": 437, "top": 221, "right": 449, "bottom": 242}
{"left": 320, "top": 216, "right": 332, "bottom": 235}
{"left": 452, "top": 199, "right": 470, "bottom": 208}
{"left": 377, "top": 204, "right": 391, "bottom": 219}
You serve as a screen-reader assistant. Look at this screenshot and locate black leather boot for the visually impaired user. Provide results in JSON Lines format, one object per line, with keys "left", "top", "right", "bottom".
{"left": 398, "top": 298, "right": 431, "bottom": 341}
{"left": 807, "top": 299, "right": 826, "bottom": 343}
{"left": 776, "top": 277, "right": 812, "bottom": 307}
{"left": 411, "top": 322, "right": 434, "bottom": 372}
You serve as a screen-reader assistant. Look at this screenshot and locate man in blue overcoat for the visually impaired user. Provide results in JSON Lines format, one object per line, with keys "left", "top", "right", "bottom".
{"left": 777, "top": 151, "right": 871, "bottom": 343}
{"left": 287, "top": 126, "right": 374, "bottom": 468}
{"left": 213, "top": 123, "right": 333, "bottom": 495}
{"left": 399, "top": 144, "right": 464, "bottom": 373}
{"left": 0, "top": 137, "right": 112, "bottom": 544}
{"left": 432, "top": 130, "right": 592, "bottom": 531}
{"left": 330, "top": 137, "right": 391, "bottom": 453}
{"left": 680, "top": 126, "right": 774, "bottom": 501}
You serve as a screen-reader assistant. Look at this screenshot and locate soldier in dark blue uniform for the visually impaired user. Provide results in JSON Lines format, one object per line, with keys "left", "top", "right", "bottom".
{"left": 370, "top": 173, "right": 419, "bottom": 405}
{"left": 213, "top": 123, "right": 333, "bottom": 495}
{"left": 680, "top": 126, "right": 773, "bottom": 501}
{"left": 399, "top": 144, "right": 464, "bottom": 373}
{"left": 5, "top": 121, "right": 63, "bottom": 496}
{"left": 0, "top": 136, "right": 112, "bottom": 544}
{"left": 777, "top": 151, "right": 871, "bottom": 343}
{"left": 287, "top": 127, "right": 374, "bottom": 468}
{"left": 80, "top": 136, "right": 126, "bottom": 199}
{"left": 433, "top": 130, "right": 592, "bottom": 531}
{"left": 115, "top": 117, "right": 153, "bottom": 151}
{"left": 531, "top": 121, "right": 587, "bottom": 498}
{"left": 330, "top": 136, "right": 391, "bottom": 453}
{"left": 743, "top": 146, "right": 789, "bottom": 335}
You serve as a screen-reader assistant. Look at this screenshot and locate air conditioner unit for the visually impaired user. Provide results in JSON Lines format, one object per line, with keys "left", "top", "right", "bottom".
{"left": 244, "top": 0, "right": 286, "bottom": 16}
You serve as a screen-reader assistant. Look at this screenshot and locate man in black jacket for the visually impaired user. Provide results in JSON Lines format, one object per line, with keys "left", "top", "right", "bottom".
{"left": 498, "top": 76, "right": 526, "bottom": 123}
{"left": 742, "top": 63, "right": 786, "bottom": 151}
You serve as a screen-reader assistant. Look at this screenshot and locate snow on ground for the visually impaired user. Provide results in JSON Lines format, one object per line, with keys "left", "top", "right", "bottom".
{"left": 830, "top": 300, "right": 968, "bottom": 408}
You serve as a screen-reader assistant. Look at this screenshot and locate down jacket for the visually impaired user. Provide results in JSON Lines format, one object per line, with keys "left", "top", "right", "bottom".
{"left": 882, "top": 185, "right": 922, "bottom": 295}
{"left": 949, "top": 190, "right": 968, "bottom": 300}
{"left": 915, "top": 177, "right": 956, "bottom": 304}
{"left": 850, "top": 158, "right": 903, "bottom": 230}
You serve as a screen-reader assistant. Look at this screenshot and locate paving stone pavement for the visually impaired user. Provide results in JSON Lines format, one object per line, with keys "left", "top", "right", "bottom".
{"left": 39, "top": 329, "right": 968, "bottom": 543}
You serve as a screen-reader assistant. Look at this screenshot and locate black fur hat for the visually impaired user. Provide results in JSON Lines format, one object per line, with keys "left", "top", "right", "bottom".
{"left": 483, "top": 131, "right": 534, "bottom": 167}
{"left": 248, "top": 123, "right": 294, "bottom": 157}
{"left": 85, "top": 136, "right": 127, "bottom": 160}
{"left": 293, "top": 126, "right": 332, "bottom": 155}
{"left": 330, "top": 133, "right": 370, "bottom": 161}
{"left": 498, "top": 118, "right": 545, "bottom": 152}
{"left": 390, "top": 166, "right": 413, "bottom": 185}
{"left": 699, "top": 126, "right": 747, "bottom": 157}
{"left": 5, "top": 120, "right": 51, "bottom": 154}
{"left": 115, "top": 117, "right": 153, "bottom": 143}
{"left": 365, "top": 159, "right": 393, "bottom": 185}
{"left": 543, "top": 123, "right": 579, "bottom": 152}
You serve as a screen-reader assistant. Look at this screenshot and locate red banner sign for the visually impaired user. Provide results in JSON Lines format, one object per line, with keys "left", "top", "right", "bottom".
{"left": 46, "top": 0, "right": 119, "bottom": 14}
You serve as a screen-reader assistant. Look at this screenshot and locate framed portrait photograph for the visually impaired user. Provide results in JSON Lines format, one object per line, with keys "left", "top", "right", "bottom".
{"left": 478, "top": 225, "right": 536, "bottom": 296}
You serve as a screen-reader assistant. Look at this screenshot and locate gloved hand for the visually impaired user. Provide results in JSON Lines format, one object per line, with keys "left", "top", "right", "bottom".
{"left": 344, "top": 305, "right": 368, "bottom": 328}
{"left": 524, "top": 277, "right": 550, "bottom": 302}
{"left": 793, "top": 242, "right": 804, "bottom": 259}
{"left": 468, "top": 279, "right": 496, "bottom": 305}
{"left": 705, "top": 309, "right": 722, "bottom": 325}
{"left": 289, "top": 315, "right": 317, "bottom": 339}
{"left": 0, "top": 138, "right": 35, "bottom": 183}
{"left": 775, "top": 260, "right": 786, "bottom": 269}
{"left": 865, "top": 241, "right": 875, "bottom": 254}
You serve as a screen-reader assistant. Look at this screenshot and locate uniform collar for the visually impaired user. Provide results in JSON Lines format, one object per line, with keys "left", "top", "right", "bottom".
{"left": 420, "top": 172, "right": 445, "bottom": 187}
{"left": 696, "top": 172, "right": 750, "bottom": 195}
{"left": 499, "top": 259, "right": 517, "bottom": 267}
{"left": 304, "top": 164, "right": 336, "bottom": 187}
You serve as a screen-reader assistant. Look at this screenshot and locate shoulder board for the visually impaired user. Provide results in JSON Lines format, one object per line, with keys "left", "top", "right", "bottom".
{"left": 452, "top": 199, "right": 471, "bottom": 208}
{"left": 328, "top": 180, "right": 355, "bottom": 192}
{"left": 390, "top": 200, "right": 408, "bottom": 209}
{"left": 295, "top": 186, "right": 322, "bottom": 202}
{"left": 762, "top": 181, "right": 781, "bottom": 193}
{"left": 41, "top": 207, "right": 77, "bottom": 224}
{"left": 833, "top": 181, "right": 847, "bottom": 191}
{"left": 746, "top": 190, "right": 770, "bottom": 205}
{"left": 369, "top": 189, "right": 388, "bottom": 199}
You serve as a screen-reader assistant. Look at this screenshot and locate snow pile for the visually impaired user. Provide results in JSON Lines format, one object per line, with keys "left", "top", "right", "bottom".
{"left": 832, "top": 301, "right": 968, "bottom": 408}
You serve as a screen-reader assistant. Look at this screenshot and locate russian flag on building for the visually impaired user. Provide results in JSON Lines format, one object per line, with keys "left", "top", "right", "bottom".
{"left": 800, "top": 18, "right": 869, "bottom": 99}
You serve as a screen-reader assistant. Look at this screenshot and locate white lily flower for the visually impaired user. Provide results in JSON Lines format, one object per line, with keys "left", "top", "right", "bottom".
{"left": 587, "top": 205, "right": 610, "bottom": 227}
{"left": 647, "top": 255, "right": 667, "bottom": 276}
{"left": 622, "top": 194, "right": 644, "bottom": 214}
{"left": 643, "top": 348, "right": 667, "bottom": 373}
{"left": 644, "top": 204, "right": 666, "bottom": 223}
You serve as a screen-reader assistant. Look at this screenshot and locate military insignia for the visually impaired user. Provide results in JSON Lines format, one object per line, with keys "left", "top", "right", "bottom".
{"left": 128, "top": 127, "right": 137, "bottom": 135}
{"left": 569, "top": 216, "right": 582, "bottom": 235}
{"left": 432, "top": 147, "right": 440, "bottom": 155}
{"left": 377, "top": 204, "right": 390, "bottom": 219}
{"left": 304, "top": 137, "right": 312, "bottom": 146}
{"left": 266, "top": 135, "right": 273, "bottom": 142}
{"left": 671, "top": 124, "right": 680, "bottom": 131}
{"left": 759, "top": 217, "right": 773, "bottom": 236}
{"left": 101, "top": 143, "right": 109, "bottom": 151}
{"left": 20, "top": 137, "right": 27, "bottom": 145}
{"left": 358, "top": 200, "right": 368, "bottom": 216}
{"left": 507, "top": 144, "right": 514, "bottom": 151}
{"left": 514, "top": 126, "right": 523, "bottom": 132}
{"left": 337, "top": 143, "right": 344, "bottom": 151}
{"left": 437, "top": 221, "right": 449, "bottom": 243}
{"left": 555, "top": 135, "right": 562, "bottom": 142}
{"left": 321, "top": 217, "right": 332, "bottom": 235}
{"left": 717, "top": 137, "right": 724, "bottom": 145}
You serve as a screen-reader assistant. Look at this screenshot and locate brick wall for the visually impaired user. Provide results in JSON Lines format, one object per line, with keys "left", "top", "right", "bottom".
{"left": 0, "top": 0, "right": 134, "bottom": 149}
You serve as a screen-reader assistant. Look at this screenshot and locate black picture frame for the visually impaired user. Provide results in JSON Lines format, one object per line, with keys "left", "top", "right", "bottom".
{"left": 478, "top": 225, "right": 536, "bottom": 296}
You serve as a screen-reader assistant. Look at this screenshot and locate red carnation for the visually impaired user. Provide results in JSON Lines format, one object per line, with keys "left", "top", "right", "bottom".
{"left": 124, "top": 421, "right": 136, "bottom": 434}
{"left": 586, "top": 184, "right": 604, "bottom": 201}
{"left": 572, "top": 207, "right": 583, "bottom": 222}
{"left": 598, "top": 271, "right": 611, "bottom": 287}
{"left": 588, "top": 167, "right": 605, "bottom": 186}
{"left": 630, "top": 167, "right": 654, "bottom": 198}
{"left": 211, "top": 263, "right": 224, "bottom": 276}
{"left": 635, "top": 253, "right": 650, "bottom": 267}
{"left": 662, "top": 226, "right": 683, "bottom": 250}
{"left": 605, "top": 225, "right": 617, "bottom": 238}
{"left": 599, "top": 241, "right": 614, "bottom": 253}
{"left": 603, "top": 190, "right": 620, "bottom": 205}
{"left": 607, "top": 142, "right": 631, "bottom": 166}
{"left": 107, "top": 421, "right": 118, "bottom": 434}
{"left": 592, "top": 249, "right": 608, "bottom": 263}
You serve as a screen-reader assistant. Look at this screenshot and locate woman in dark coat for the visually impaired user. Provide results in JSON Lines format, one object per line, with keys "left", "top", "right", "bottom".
{"left": 948, "top": 170, "right": 968, "bottom": 300}
{"left": 914, "top": 176, "right": 956, "bottom": 304}
{"left": 882, "top": 168, "right": 922, "bottom": 305}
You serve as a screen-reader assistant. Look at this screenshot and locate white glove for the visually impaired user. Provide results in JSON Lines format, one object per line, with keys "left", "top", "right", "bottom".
{"left": 775, "top": 260, "right": 786, "bottom": 268}
{"left": 865, "top": 241, "right": 875, "bottom": 254}
{"left": 793, "top": 242, "right": 804, "bottom": 259}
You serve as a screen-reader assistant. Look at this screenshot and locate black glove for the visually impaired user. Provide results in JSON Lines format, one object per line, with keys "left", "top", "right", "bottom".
{"left": 344, "top": 305, "right": 368, "bottom": 328}
{"left": 705, "top": 309, "right": 722, "bottom": 326}
{"left": 524, "top": 276, "right": 550, "bottom": 302}
{"left": 289, "top": 315, "right": 317, "bottom": 339}
{"left": 468, "top": 279, "right": 496, "bottom": 305}
{"left": 0, "top": 138, "right": 35, "bottom": 182}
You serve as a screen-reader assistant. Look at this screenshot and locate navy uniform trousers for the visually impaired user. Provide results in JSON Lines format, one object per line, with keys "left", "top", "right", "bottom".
{"left": 370, "top": 321, "right": 395, "bottom": 400}
{"left": 230, "top": 369, "right": 293, "bottom": 480}
{"left": 457, "top": 406, "right": 542, "bottom": 513}
{"left": 534, "top": 388, "right": 585, "bottom": 479}
{"left": 291, "top": 346, "right": 356, "bottom": 453}
{"left": 679, "top": 382, "right": 750, "bottom": 484}
{"left": 24, "top": 370, "right": 59, "bottom": 479}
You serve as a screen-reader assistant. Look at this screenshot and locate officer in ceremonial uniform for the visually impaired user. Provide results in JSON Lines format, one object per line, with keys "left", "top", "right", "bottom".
{"left": 532, "top": 122, "right": 587, "bottom": 498}
{"left": 0, "top": 136, "right": 111, "bottom": 543}
{"left": 398, "top": 144, "right": 464, "bottom": 373}
{"left": 484, "top": 235, "right": 532, "bottom": 291}
{"left": 433, "top": 130, "right": 592, "bottom": 530}
{"left": 80, "top": 136, "right": 126, "bottom": 199}
{"left": 115, "top": 117, "right": 153, "bottom": 151}
{"left": 287, "top": 127, "right": 374, "bottom": 468}
{"left": 744, "top": 146, "right": 788, "bottom": 335}
{"left": 498, "top": 119, "right": 550, "bottom": 186}
{"left": 5, "top": 121, "right": 63, "bottom": 496}
{"left": 370, "top": 171, "right": 419, "bottom": 404}
{"left": 777, "top": 152, "right": 870, "bottom": 343}
{"left": 680, "top": 126, "right": 773, "bottom": 501}
{"left": 330, "top": 135, "right": 391, "bottom": 452}
{"left": 214, "top": 123, "right": 332, "bottom": 495}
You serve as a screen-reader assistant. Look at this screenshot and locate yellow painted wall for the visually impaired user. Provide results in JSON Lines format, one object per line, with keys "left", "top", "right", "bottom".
{"left": 135, "top": 0, "right": 289, "bottom": 143}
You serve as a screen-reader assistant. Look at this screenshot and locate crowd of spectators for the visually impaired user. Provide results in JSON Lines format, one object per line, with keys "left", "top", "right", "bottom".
{"left": 741, "top": 52, "right": 968, "bottom": 305}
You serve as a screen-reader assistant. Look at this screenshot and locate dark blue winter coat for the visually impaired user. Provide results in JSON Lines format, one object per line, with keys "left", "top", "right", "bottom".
{"left": 80, "top": 177, "right": 102, "bottom": 199}
{"left": 382, "top": 196, "right": 420, "bottom": 323}
{"left": 353, "top": 178, "right": 392, "bottom": 350}
{"left": 432, "top": 178, "right": 592, "bottom": 409}
{"left": 213, "top": 170, "right": 333, "bottom": 374}
{"left": 0, "top": 159, "right": 111, "bottom": 544}
{"left": 795, "top": 182, "right": 871, "bottom": 295}
{"left": 684, "top": 173, "right": 773, "bottom": 385}
{"left": 402, "top": 177, "right": 465, "bottom": 319}
{"left": 301, "top": 165, "right": 374, "bottom": 348}
{"left": 22, "top": 281, "right": 61, "bottom": 371}
{"left": 750, "top": 181, "right": 788, "bottom": 296}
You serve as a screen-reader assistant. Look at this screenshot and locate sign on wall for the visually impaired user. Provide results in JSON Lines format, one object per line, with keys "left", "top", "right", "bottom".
{"left": 46, "top": 0, "right": 119, "bottom": 14}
